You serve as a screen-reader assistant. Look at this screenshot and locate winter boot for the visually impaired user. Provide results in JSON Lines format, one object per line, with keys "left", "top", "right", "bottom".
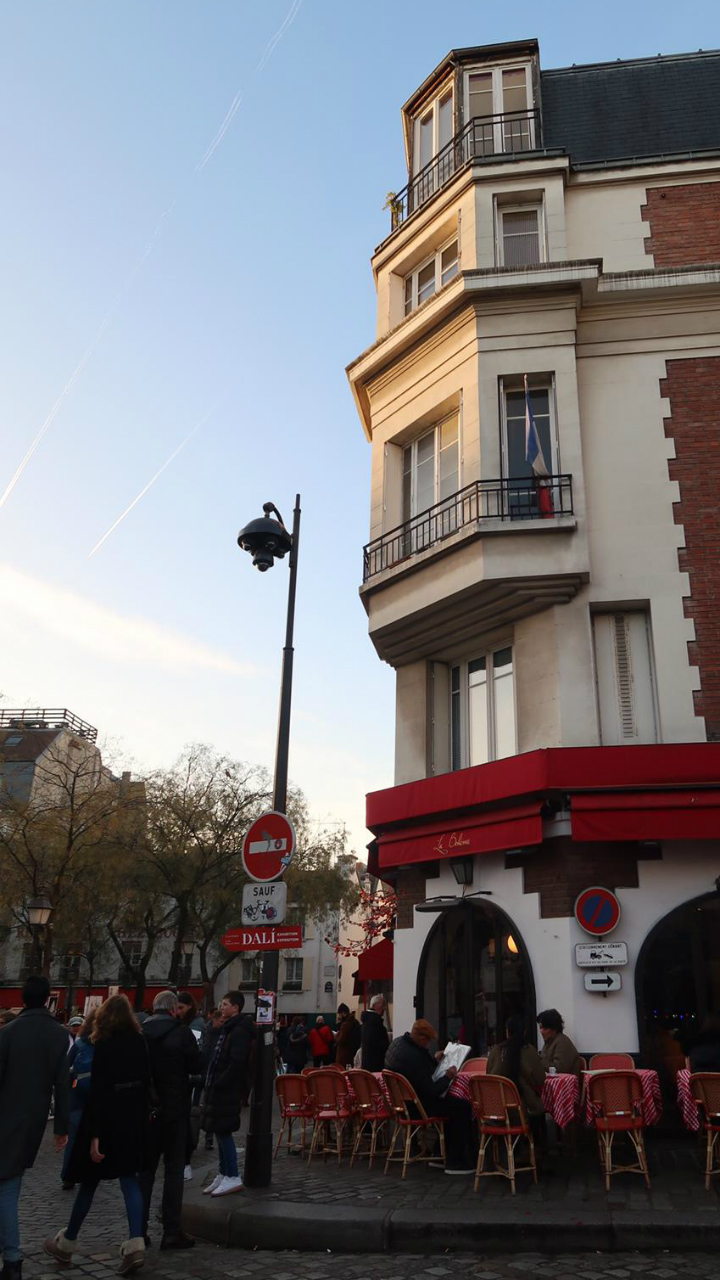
{"left": 43, "top": 1231, "right": 76, "bottom": 1268}
{"left": 117, "top": 1239, "right": 145, "bottom": 1276}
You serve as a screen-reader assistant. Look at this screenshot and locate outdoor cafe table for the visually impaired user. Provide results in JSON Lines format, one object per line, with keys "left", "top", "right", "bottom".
{"left": 541, "top": 1072, "right": 580, "bottom": 1129}
{"left": 676, "top": 1067, "right": 700, "bottom": 1131}
{"left": 583, "top": 1068, "right": 663, "bottom": 1126}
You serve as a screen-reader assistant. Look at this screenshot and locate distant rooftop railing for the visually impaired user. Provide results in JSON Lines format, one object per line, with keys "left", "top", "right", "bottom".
{"left": 387, "top": 108, "right": 542, "bottom": 231}
{"left": 363, "top": 474, "right": 573, "bottom": 582}
{"left": 0, "top": 709, "right": 98, "bottom": 744}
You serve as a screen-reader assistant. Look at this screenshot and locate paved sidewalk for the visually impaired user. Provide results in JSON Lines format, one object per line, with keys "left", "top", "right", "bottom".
{"left": 12, "top": 1133, "right": 720, "bottom": 1280}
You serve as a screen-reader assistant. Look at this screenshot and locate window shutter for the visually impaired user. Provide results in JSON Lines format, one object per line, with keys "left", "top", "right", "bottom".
{"left": 612, "top": 613, "right": 636, "bottom": 738}
{"left": 593, "top": 611, "right": 658, "bottom": 745}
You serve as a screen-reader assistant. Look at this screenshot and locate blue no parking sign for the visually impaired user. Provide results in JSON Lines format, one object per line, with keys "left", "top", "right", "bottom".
{"left": 574, "top": 886, "right": 621, "bottom": 936}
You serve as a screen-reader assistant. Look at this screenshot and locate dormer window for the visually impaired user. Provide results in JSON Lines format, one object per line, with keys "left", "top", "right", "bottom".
{"left": 404, "top": 239, "right": 458, "bottom": 316}
{"left": 414, "top": 88, "right": 454, "bottom": 175}
{"left": 465, "top": 64, "right": 535, "bottom": 155}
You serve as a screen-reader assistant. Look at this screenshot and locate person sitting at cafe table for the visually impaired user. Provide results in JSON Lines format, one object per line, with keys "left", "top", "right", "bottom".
{"left": 537, "top": 1009, "right": 583, "bottom": 1079}
{"left": 384, "top": 1019, "right": 475, "bottom": 1175}
{"left": 487, "top": 1015, "right": 546, "bottom": 1150}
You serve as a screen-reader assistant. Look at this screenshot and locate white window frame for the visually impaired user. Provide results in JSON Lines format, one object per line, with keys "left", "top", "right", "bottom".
{"left": 284, "top": 956, "right": 304, "bottom": 989}
{"left": 450, "top": 645, "right": 517, "bottom": 771}
{"left": 464, "top": 63, "right": 535, "bottom": 154}
{"left": 404, "top": 238, "right": 459, "bottom": 316}
{"left": 499, "top": 375, "right": 559, "bottom": 482}
{"left": 402, "top": 412, "right": 460, "bottom": 521}
{"left": 496, "top": 201, "right": 545, "bottom": 268}
{"left": 413, "top": 85, "right": 454, "bottom": 176}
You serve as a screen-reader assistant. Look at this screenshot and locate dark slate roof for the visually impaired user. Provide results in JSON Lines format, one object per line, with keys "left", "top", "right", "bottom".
{"left": 541, "top": 51, "right": 720, "bottom": 166}
{"left": 0, "top": 729, "right": 60, "bottom": 763}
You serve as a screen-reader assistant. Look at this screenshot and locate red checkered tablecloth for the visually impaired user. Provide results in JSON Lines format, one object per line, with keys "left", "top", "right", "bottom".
{"left": 541, "top": 1072, "right": 580, "bottom": 1129}
{"left": 584, "top": 1068, "right": 663, "bottom": 1127}
{"left": 677, "top": 1068, "right": 700, "bottom": 1132}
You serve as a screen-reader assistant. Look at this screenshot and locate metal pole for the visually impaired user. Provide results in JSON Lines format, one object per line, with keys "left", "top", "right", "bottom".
{"left": 243, "top": 494, "right": 300, "bottom": 1189}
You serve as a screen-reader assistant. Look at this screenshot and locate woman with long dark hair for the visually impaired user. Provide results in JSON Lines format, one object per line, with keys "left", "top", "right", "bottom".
{"left": 43, "top": 995, "right": 151, "bottom": 1275}
{"left": 487, "top": 1015, "right": 546, "bottom": 1148}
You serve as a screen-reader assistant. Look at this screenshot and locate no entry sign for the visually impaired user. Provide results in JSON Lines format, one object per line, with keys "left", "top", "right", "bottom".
{"left": 242, "top": 811, "right": 296, "bottom": 882}
{"left": 574, "top": 886, "right": 621, "bottom": 937}
{"left": 221, "top": 925, "right": 303, "bottom": 952}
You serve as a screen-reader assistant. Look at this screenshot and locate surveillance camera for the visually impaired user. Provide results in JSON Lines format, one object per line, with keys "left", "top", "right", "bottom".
{"left": 253, "top": 548, "right": 275, "bottom": 572}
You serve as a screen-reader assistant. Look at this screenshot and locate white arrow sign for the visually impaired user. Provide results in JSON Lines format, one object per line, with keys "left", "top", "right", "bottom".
{"left": 584, "top": 971, "right": 622, "bottom": 993}
{"left": 576, "top": 942, "right": 628, "bottom": 968}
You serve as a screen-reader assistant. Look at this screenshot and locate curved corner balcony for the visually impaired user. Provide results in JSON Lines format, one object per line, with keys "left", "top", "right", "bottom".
{"left": 360, "top": 475, "right": 586, "bottom": 666}
{"left": 388, "top": 109, "right": 543, "bottom": 232}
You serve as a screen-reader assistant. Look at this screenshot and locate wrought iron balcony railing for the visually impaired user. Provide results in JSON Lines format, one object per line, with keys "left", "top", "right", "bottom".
{"left": 362, "top": 474, "right": 573, "bottom": 582}
{"left": 388, "top": 108, "right": 541, "bottom": 231}
{"left": 0, "top": 708, "right": 98, "bottom": 743}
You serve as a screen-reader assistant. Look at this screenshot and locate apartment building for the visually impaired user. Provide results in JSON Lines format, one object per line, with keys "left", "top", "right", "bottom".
{"left": 347, "top": 41, "right": 720, "bottom": 1082}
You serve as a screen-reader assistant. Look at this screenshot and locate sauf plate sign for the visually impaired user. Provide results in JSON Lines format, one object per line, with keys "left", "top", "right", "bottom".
{"left": 241, "top": 881, "right": 287, "bottom": 926}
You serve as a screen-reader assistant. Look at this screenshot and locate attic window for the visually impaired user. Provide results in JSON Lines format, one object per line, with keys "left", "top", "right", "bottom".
{"left": 4, "top": 735, "right": 22, "bottom": 747}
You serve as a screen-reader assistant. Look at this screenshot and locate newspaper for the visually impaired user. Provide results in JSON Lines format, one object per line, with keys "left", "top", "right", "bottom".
{"left": 432, "top": 1041, "right": 471, "bottom": 1081}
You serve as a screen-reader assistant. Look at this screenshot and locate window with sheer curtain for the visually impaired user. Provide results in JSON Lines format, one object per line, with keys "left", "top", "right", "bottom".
{"left": 404, "top": 239, "right": 458, "bottom": 316}
{"left": 499, "top": 206, "right": 542, "bottom": 267}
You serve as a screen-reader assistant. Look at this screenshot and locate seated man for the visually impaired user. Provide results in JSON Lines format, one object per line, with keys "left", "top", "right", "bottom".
{"left": 537, "top": 1009, "right": 583, "bottom": 1078}
{"left": 384, "top": 1018, "right": 474, "bottom": 1174}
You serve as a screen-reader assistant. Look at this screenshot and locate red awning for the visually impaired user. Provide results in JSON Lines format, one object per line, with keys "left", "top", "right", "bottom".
{"left": 356, "top": 938, "right": 394, "bottom": 983}
{"left": 571, "top": 790, "right": 720, "bottom": 842}
{"left": 377, "top": 802, "right": 543, "bottom": 870}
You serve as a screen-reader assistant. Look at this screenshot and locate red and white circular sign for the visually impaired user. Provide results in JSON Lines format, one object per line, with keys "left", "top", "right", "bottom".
{"left": 242, "top": 811, "right": 296, "bottom": 882}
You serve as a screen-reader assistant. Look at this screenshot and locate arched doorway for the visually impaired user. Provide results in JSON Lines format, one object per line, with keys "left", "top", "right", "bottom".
{"left": 636, "top": 892, "right": 720, "bottom": 1092}
{"left": 417, "top": 900, "right": 535, "bottom": 1053}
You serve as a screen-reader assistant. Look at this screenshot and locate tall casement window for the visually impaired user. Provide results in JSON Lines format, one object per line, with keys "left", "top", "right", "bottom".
{"left": 466, "top": 65, "right": 534, "bottom": 155}
{"left": 284, "top": 957, "right": 304, "bottom": 990}
{"left": 498, "top": 204, "right": 543, "bottom": 268}
{"left": 414, "top": 87, "right": 454, "bottom": 189}
{"left": 451, "top": 647, "right": 516, "bottom": 770}
{"left": 404, "top": 240, "right": 459, "bottom": 315}
{"left": 592, "top": 611, "right": 659, "bottom": 745}
{"left": 402, "top": 416, "right": 459, "bottom": 549}
{"left": 500, "top": 378, "right": 556, "bottom": 514}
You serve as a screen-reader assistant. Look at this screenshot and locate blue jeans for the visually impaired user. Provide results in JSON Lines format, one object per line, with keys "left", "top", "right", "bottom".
{"left": 0, "top": 1176, "right": 23, "bottom": 1262}
{"left": 61, "top": 1110, "right": 82, "bottom": 1183}
{"left": 66, "top": 1177, "right": 144, "bottom": 1241}
{"left": 216, "top": 1133, "right": 238, "bottom": 1178}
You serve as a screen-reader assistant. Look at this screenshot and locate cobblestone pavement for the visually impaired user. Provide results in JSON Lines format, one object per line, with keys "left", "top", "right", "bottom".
{"left": 14, "top": 1132, "right": 720, "bottom": 1280}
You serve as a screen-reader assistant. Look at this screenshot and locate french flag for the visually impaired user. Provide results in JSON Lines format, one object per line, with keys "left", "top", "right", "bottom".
{"left": 524, "top": 375, "right": 554, "bottom": 517}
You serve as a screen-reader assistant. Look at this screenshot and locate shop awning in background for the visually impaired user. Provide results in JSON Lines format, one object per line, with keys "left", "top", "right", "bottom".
{"left": 352, "top": 938, "right": 394, "bottom": 994}
{"left": 571, "top": 789, "right": 720, "bottom": 842}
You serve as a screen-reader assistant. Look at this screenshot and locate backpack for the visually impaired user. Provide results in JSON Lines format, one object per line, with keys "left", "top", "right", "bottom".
{"left": 70, "top": 1037, "right": 94, "bottom": 1097}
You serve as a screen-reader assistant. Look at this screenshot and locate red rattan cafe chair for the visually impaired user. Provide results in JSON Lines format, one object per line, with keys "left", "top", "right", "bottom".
{"left": 589, "top": 1053, "right": 634, "bottom": 1070}
{"left": 345, "top": 1069, "right": 392, "bottom": 1169}
{"left": 274, "top": 1075, "right": 313, "bottom": 1159}
{"left": 301, "top": 1065, "right": 315, "bottom": 1075}
{"left": 462, "top": 1058, "right": 488, "bottom": 1074}
{"left": 469, "top": 1074, "right": 537, "bottom": 1195}
{"left": 587, "top": 1070, "right": 650, "bottom": 1191}
{"left": 578, "top": 1056, "right": 588, "bottom": 1072}
{"left": 306, "top": 1068, "right": 356, "bottom": 1165}
{"left": 381, "top": 1070, "right": 446, "bottom": 1180}
{"left": 689, "top": 1073, "right": 720, "bottom": 1190}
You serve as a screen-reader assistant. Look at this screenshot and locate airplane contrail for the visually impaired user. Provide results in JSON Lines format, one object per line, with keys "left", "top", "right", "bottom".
{"left": 87, "top": 408, "right": 214, "bottom": 558}
{"left": 1, "top": 0, "right": 303, "bottom": 513}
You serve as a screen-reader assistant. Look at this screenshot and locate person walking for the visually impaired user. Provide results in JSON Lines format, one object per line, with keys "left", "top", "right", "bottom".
{"left": 334, "top": 1005, "right": 361, "bottom": 1068}
{"left": 202, "top": 991, "right": 254, "bottom": 1197}
{"left": 308, "top": 1015, "right": 333, "bottom": 1067}
{"left": 138, "top": 991, "right": 201, "bottom": 1251}
{"left": 0, "top": 975, "right": 70, "bottom": 1279}
{"left": 285, "top": 1016, "right": 308, "bottom": 1072}
{"left": 61, "top": 1008, "right": 97, "bottom": 1190}
{"left": 43, "top": 994, "right": 151, "bottom": 1276}
{"left": 199, "top": 1009, "right": 223, "bottom": 1151}
{"left": 360, "top": 994, "right": 390, "bottom": 1071}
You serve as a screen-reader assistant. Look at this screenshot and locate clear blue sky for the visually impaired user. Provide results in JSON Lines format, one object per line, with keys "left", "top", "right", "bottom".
{"left": 0, "top": 0, "right": 716, "bottom": 854}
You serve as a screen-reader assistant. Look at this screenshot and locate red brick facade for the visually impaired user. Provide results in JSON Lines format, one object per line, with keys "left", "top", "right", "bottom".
{"left": 662, "top": 357, "right": 720, "bottom": 741}
{"left": 395, "top": 866, "right": 427, "bottom": 928}
{"left": 521, "top": 841, "right": 641, "bottom": 918}
{"left": 641, "top": 182, "right": 720, "bottom": 267}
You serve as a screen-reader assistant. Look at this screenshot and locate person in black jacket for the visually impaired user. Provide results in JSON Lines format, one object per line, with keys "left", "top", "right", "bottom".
{"left": 199, "top": 1010, "right": 223, "bottom": 1151}
{"left": 285, "top": 1016, "right": 309, "bottom": 1072}
{"left": 385, "top": 1018, "right": 474, "bottom": 1174}
{"left": 138, "top": 991, "right": 201, "bottom": 1251}
{"left": 361, "top": 994, "right": 390, "bottom": 1071}
{"left": 202, "top": 991, "right": 254, "bottom": 1197}
{"left": 43, "top": 994, "right": 150, "bottom": 1276}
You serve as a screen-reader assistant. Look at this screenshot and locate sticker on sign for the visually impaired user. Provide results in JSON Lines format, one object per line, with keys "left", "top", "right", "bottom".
{"left": 575, "top": 942, "right": 628, "bottom": 968}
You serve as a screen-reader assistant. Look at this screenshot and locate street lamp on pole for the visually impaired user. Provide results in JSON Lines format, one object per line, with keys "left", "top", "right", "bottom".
{"left": 236, "top": 495, "right": 300, "bottom": 1188}
{"left": 27, "top": 896, "right": 53, "bottom": 975}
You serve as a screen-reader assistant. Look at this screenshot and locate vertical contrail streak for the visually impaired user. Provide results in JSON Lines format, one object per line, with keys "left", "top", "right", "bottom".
{"left": 1, "top": 0, "right": 303, "bottom": 512}
{"left": 87, "top": 407, "right": 213, "bottom": 558}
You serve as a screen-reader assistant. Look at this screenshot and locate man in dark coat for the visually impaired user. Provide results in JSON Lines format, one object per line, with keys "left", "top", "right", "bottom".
{"left": 361, "top": 994, "right": 390, "bottom": 1071}
{"left": 0, "top": 975, "right": 70, "bottom": 1276}
{"left": 203, "top": 991, "right": 254, "bottom": 1197}
{"left": 139, "top": 991, "right": 201, "bottom": 1250}
{"left": 385, "top": 1018, "right": 474, "bottom": 1174}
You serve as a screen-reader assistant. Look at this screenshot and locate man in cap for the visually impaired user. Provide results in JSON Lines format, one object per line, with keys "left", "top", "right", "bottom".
{"left": 385, "top": 1018, "right": 474, "bottom": 1174}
